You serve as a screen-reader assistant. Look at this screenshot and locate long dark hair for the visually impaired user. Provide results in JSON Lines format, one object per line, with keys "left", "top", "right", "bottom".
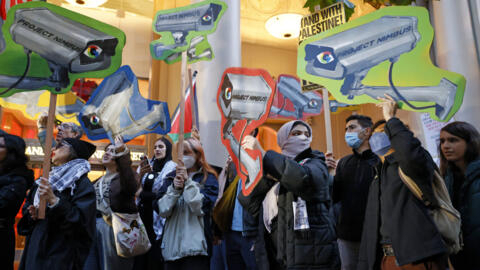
{"left": 439, "top": 121, "right": 480, "bottom": 175}
{"left": 0, "top": 134, "right": 29, "bottom": 175}
{"left": 152, "top": 136, "right": 173, "bottom": 172}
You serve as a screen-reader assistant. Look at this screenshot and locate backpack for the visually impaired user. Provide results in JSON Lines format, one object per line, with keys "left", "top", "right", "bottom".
{"left": 398, "top": 167, "right": 463, "bottom": 254}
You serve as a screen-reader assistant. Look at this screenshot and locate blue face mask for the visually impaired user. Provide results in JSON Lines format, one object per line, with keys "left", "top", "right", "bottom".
{"left": 345, "top": 131, "right": 364, "bottom": 149}
{"left": 369, "top": 132, "right": 391, "bottom": 156}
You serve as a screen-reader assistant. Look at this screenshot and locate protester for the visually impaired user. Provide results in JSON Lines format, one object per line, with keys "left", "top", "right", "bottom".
{"left": 0, "top": 133, "right": 34, "bottom": 270}
{"left": 213, "top": 154, "right": 258, "bottom": 270}
{"left": 239, "top": 120, "right": 339, "bottom": 270}
{"left": 18, "top": 138, "right": 96, "bottom": 270}
{"left": 85, "top": 136, "right": 139, "bottom": 270}
{"left": 134, "top": 137, "right": 176, "bottom": 270}
{"left": 358, "top": 95, "right": 448, "bottom": 270}
{"left": 155, "top": 137, "right": 219, "bottom": 270}
{"left": 439, "top": 121, "right": 480, "bottom": 269}
{"left": 37, "top": 113, "right": 83, "bottom": 150}
{"left": 333, "top": 115, "right": 379, "bottom": 270}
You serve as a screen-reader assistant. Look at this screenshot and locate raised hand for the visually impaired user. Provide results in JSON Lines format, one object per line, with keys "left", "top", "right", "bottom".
{"left": 376, "top": 94, "right": 397, "bottom": 121}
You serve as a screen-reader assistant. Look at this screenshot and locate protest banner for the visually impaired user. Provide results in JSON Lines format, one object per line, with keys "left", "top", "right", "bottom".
{"left": 217, "top": 67, "right": 276, "bottom": 196}
{"left": 298, "top": 6, "right": 466, "bottom": 122}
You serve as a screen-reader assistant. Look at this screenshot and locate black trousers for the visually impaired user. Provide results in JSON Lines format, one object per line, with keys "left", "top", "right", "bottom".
{"left": 164, "top": 255, "right": 210, "bottom": 270}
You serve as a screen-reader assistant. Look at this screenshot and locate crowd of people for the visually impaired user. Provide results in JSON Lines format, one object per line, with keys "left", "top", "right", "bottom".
{"left": 0, "top": 95, "right": 479, "bottom": 270}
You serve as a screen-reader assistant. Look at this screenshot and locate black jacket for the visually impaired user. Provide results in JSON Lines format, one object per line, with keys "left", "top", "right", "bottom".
{"left": 0, "top": 167, "right": 34, "bottom": 270}
{"left": 18, "top": 174, "right": 96, "bottom": 270}
{"left": 333, "top": 149, "right": 379, "bottom": 241}
{"left": 444, "top": 159, "right": 480, "bottom": 269}
{"left": 358, "top": 118, "right": 447, "bottom": 269}
{"left": 239, "top": 148, "right": 339, "bottom": 270}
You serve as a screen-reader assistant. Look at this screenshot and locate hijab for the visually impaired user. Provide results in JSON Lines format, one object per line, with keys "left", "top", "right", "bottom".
{"left": 277, "top": 120, "right": 312, "bottom": 159}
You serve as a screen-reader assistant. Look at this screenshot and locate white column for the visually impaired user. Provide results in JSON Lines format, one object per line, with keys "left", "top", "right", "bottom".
{"left": 430, "top": 0, "right": 480, "bottom": 128}
{"left": 191, "top": 0, "right": 241, "bottom": 166}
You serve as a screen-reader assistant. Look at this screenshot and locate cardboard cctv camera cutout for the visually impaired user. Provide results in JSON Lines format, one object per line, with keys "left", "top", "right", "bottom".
{"left": 78, "top": 66, "right": 171, "bottom": 143}
{"left": 217, "top": 68, "right": 276, "bottom": 196}
{"left": 0, "top": 1, "right": 125, "bottom": 97}
{"left": 269, "top": 74, "right": 323, "bottom": 120}
{"left": 297, "top": 6, "right": 466, "bottom": 122}
{"left": 150, "top": 0, "right": 227, "bottom": 64}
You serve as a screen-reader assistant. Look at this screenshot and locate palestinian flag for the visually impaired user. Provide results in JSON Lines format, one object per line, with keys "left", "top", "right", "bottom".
{"left": 1, "top": 0, "right": 42, "bottom": 20}
{"left": 168, "top": 73, "right": 199, "bottom": 143}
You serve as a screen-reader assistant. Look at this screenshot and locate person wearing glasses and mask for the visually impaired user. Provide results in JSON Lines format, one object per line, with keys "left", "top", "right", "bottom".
{"left": 37, "top": 113, "right": 84, "bottom": 151}
{"left": 239, "top": 120, "right": 339, "bottom": 270}
{"left": 155, "top": 137, "right": 218, "bottom": 270}
{"left": 358, "top": 95, "right": 448, "bottom": 270}
{"left": 333, "top": 115, "right": 379, "bottom": 270}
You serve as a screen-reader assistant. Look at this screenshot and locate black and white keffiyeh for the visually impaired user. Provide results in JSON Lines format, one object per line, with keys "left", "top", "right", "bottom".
{"left": 49, "top": 158, "right": 91, "bottom": 193}
{"left": 34, "top": 159, "right": 91, "bottom": 207}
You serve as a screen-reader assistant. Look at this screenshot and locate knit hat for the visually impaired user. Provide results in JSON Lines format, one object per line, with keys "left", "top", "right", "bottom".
{"left": 63, "top": 138, "right": 96, "bottom": 160}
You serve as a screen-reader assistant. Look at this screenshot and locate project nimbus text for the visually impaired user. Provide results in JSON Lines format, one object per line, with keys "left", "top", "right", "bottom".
{"left": 336, "top": 25, "right": 413, "bottom": 58}
{"left": 232, "top": 94, "right": 267, "bottom": 102}
{"left": 16, "top": 18, "right": 84, "bottom": 53}
{"left": 157, "top": 9, "right": 201, "bottom": 21}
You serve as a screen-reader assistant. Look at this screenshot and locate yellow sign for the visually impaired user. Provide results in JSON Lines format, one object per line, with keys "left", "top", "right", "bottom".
{"left": 0, "top": 91, "right": 84, "bottom": 124}
{"left": 299, "top": 3, "right": 346, "bottom": 43}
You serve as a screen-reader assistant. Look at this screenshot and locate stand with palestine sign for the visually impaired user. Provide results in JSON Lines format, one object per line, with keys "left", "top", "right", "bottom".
{"left": 298, "top": 2, "right": 347, "bottom": 154}
{"left": 299, "top": 2, "right": 346, "bottom": 43}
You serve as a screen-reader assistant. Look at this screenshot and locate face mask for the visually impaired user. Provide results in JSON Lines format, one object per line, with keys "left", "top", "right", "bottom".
{"left": 182, "top": 155, "right": 196, "bottom": 169}
{"left": 345, "top": 131, "right": 364, "bottom": 149}
{"left": 282, "top": 134, "right": 312, "bottom": 159}
{"left": 369, "top": 132, "right": 391, "bottom": 156}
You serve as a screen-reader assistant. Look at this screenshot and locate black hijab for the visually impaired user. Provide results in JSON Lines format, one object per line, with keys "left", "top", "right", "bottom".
{"left": 152, "top": 137, "right": 172, "bottom": 172}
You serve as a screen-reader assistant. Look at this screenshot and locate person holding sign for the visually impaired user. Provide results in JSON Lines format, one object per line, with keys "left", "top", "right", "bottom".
{"left": 358, "top": 95, "right": 449, "bottom": 270}
{"left": 155, "top": 137, "right": 219, "bottom": 270}
{"left": 238, "top": 120, "right": 339, "bottom": 270}
{"left": 18, "top": 138, "right": 96, "bottom": 270}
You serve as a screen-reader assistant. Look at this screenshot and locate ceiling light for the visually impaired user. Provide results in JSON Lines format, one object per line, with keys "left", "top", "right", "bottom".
{"left": 265, "top": 13, "right": 303, "bottom": 39}
{"left": 65, "top": 0, "right": 108, "bottom": 8}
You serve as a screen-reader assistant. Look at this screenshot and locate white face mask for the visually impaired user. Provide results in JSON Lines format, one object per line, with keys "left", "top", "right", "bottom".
{"left": 182, "top": 155, "right": 196, "bottom": 169}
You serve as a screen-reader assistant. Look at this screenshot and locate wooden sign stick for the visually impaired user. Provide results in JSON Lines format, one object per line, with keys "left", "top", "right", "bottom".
{"left": 38, "top": 92, "right": 58, "bottom": 219}
{"left": 188, "top": 68, "right": 197, "bottom": 130}
{"left": 177, "top": 51, "right": 188, "bottom": 163}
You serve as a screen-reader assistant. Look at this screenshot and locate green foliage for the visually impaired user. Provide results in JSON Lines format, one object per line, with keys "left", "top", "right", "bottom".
{"left": 303, "top": 0, "right": 355, "bottom": 21}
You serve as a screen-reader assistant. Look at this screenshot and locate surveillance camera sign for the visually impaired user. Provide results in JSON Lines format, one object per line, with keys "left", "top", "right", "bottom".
{"left": 269, "top": 74, "right": 323, "bottom": 120}
{"left": 297, "top": 6, "right": 466, "bottom": 122}
{"left": 216, "top": 67, "right": 276, "bottom": 196}
{"left": 78, "top": 66, "right": 170, "bottom": 142}
{"left": 150, "top": 0, "right": 227, "bottom": 64}
{"left": 78, "top": 66, "right": 171, "bottom": 143}
{"left": 0, "top": 1, "right": 125, "bottom": 97}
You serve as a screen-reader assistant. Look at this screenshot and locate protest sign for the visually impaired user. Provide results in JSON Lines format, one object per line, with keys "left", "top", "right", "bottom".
{"left": 0, "top": 1, "right": 125, "bottom": 97}
{"left": 78, "top": 66, "right": 171, "bottom": 143}
{"left": 298, "top": 6, "right": 466, "bottom": 122}
{"left": 150, "top": 0, "right": 227, "bottom": 64}
{"left": 217, "top": 67, "right": 275, "bottom": 196}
